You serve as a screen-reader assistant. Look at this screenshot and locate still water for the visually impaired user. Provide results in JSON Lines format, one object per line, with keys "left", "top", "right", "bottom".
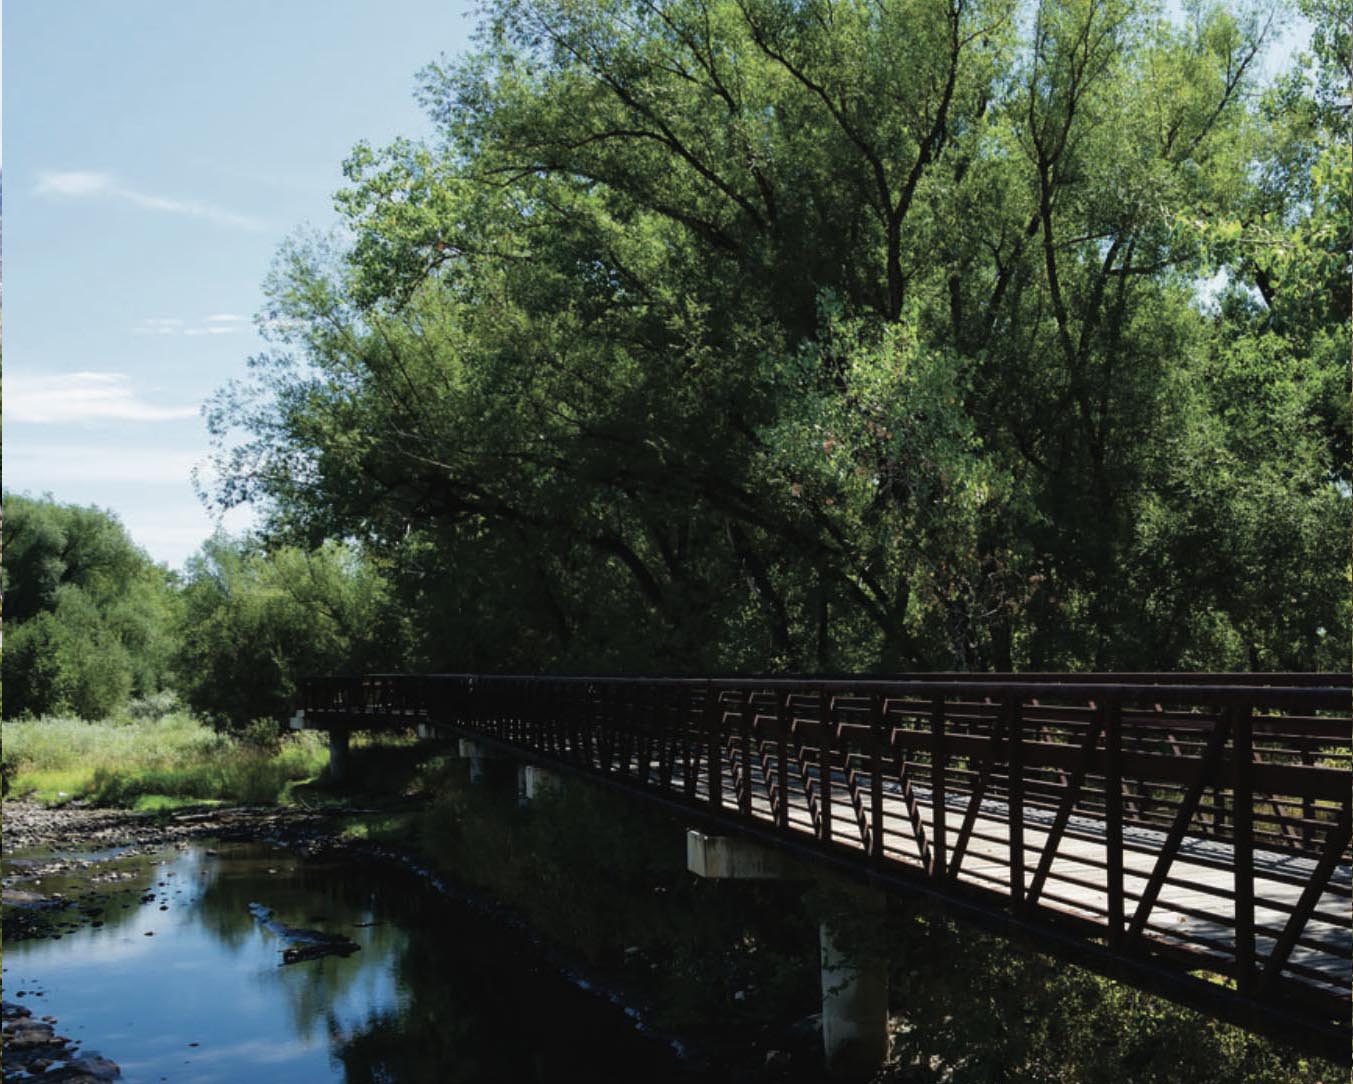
{"left": 3, "top": 842, "right": 691, "bottom": 1083}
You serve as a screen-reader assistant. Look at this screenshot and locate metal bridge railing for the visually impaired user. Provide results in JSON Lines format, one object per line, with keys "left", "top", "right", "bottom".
{"left": 301, "top": 672, "right": 1352, "bottom": 1060}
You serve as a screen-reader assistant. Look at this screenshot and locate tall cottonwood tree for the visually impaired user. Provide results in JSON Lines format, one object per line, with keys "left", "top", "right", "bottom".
{"left": 209, "top": 0, "right": 1349, "bottom": 673}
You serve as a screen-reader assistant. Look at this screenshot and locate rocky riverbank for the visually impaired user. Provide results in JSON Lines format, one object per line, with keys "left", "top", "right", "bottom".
{"left": 2, "top": 1000, "right": 119, "bottom": 1083}
{"left": 2, "top": 798, "right": 339, "bottom": 858}
{"left": 2, "top": 800, "right": 342, "bottom": 945}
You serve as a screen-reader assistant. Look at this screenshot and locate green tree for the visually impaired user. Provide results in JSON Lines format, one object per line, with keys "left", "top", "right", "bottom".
{"left": 175, "top": 535, "right": 411, "bottom": 728}
{"left": 207, "top": 0, "right": 1349, "bottom": 674}
{"left": 1, "top": 494, "right": 178, "bottom": 719}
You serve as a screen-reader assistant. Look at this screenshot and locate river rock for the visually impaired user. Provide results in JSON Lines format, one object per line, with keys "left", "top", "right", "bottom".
{"left": 6, "top": 1019, "right": 57, "bottom": 1048}
{"left": 64, "top": 1053, "right": 121, "bottom": 1080}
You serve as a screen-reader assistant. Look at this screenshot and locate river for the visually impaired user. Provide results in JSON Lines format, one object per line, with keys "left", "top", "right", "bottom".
{"left": 3, "top": 840, "right": 694, "bottom": 1083}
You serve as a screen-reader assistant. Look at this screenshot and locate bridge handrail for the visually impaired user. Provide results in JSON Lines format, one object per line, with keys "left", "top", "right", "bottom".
{"left": 298, "top": 670, "right": 1353, "bottom": 1059}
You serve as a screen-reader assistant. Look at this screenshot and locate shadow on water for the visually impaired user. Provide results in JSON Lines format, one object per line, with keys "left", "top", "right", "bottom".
{"left": 3, "top": 842, "right": 693, "bottom": 1083}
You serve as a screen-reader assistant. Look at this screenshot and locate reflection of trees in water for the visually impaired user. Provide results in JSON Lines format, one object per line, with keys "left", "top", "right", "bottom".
{"left": 334, "top": 1007, "right": 488, "bottom": 1084}
{"left": 194, "top": 846, "right": 411, "bottom": 1042}
{"left": 331, "top": 926, "right": 546, "bottom": 1084}
{"left": 331, "top": 880, "right": 685, "bottom": 1084}
{"left": 166, "top": 842, "right": 682, "bottom": 1081}
{"left": 194, "top": 848, "right": 359, "bottom": 948}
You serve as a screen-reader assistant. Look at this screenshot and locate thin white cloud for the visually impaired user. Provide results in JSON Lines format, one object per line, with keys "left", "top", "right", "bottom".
{"left": 206, "top": 313, "right": 246, "bottom": 323}
{"left": 133, "top": 316, "right": 243, "bottom": 336}
{"left": 36, "top": 170, "right": 111, "bottom": 197}
{"left": 120, "top": 504, "right": 257, "bottom": 569}
{"left": 259, "top": 316, "right": 306, "bottom": 338}
{"left": 6, "top": 371, "right": 199, "bottom": 424}
{"left": 34, "top": 170, "right": 265, "bottom": 231}
{"left": 132, "top": 317, "right": 186, "bottom": 336}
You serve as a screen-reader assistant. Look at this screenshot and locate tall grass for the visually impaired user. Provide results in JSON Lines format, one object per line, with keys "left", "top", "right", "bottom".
{"left": 2, "top": 713, "right": 328, "bottom": 807}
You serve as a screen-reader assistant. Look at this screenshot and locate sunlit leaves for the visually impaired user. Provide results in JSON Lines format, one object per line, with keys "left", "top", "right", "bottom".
{"left": 207, "top": 0, "right": 1349, "bottom": 673}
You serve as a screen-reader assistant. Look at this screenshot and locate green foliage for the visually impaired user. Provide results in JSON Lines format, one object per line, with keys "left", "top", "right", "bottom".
{"left": 205, "top": 0, "right": 1349, "bottom": 675}
{"left": 2, "top": 494, "right": 180, "bottom": 720}
{"left": 173, "top": 534, "right": 413, "bottom": 730}
{"left": 883, "top": 903, "right": 1333, "bottom": 1083}
{"left": 85, "top": 743, "right": 323, "bottom": 807}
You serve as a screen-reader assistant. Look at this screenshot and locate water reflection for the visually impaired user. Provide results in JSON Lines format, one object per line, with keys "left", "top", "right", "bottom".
{"left": 4, "top": 842, "right": 689, "bottom": 1083}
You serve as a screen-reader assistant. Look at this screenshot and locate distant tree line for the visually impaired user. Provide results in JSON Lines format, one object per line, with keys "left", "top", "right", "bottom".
{"left": 1, "top": 494, "right": 409, "bottom": 727}
{"left": 3, "top": 494, "right": 179, "bottom": 720}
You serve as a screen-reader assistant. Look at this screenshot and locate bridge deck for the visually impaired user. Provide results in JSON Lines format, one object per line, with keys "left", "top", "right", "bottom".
{"left": 301, "top": 673, "right": 1352, "bottom": 1060}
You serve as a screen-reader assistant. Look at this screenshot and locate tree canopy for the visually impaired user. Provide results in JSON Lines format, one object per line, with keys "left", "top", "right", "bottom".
{"left": 207, "top": 0, "right": 1349, "bottom": 674}
{"left": 174, "top": 535, "right": 412, "bottom": 728}
{"left": 2, "top": 494, "right": 180, "bottom": 719}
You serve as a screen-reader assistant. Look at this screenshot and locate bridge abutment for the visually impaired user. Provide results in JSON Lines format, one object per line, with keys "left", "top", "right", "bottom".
{"left": 685, "top": 829, "right": 800, "bottom": 879}
{"left": 685, "top": 830, "right": 889, "bottom": 1076}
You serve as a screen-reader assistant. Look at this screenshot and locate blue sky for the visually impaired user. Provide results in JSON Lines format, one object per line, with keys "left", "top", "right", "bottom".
{"left": 3, "top": 1, "right": 1310, "bottom": 570}
{"left": 4, "top": 1, "right": 475, "bottom": 567}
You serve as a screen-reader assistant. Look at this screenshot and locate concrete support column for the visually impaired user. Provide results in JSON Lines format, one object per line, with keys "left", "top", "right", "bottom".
{"left": 327, "top": 728, "right": 351, "bottom": 786}
{"left": 458, "top": 738, "right": 488, "bottom": 783}
{"left": 517, "top": 763, "right": 560, "bottom": 804}
{"left": 686, "top": 830, "right": 888, "bottom": 1077}
{"left": 819, "top": 889, "right": 889, "bottom": 1077}
{"left": 685, "top": 830, "right": 800, "bottom": 879}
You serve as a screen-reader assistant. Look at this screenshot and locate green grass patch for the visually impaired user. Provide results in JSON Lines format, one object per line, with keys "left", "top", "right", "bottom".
{"left": 6, "top": 769, "right": 94, "bottom": 806}
{"left": 2, "top": 713, "right": 328, "bottom": 808}
{"left": 337, "top": 811, "right": 418, "bottom": 843}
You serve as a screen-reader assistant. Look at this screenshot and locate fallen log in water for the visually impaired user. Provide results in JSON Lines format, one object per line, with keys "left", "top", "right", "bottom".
{"left": 248, "top": 902, "right": 362, "bottom": 965}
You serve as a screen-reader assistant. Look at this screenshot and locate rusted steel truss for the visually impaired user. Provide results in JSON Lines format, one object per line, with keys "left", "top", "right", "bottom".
{"left": 302, "top": 672, "right": 1352, "bottom": 1062}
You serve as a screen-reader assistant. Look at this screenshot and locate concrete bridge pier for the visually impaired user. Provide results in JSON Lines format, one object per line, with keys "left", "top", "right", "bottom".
{"left": 458, "top": 739, "right": 491, "bottom": 783}
{"left": 517, "top": 763, "right": 560, "bottom": 804}
{"left": 819, "top": 888, "right": 889, "bottom": 1077}
{"left": 685, "top": 830, "right": 889, "bottom": 1077}
{"left": 327, "top": 727, "right": 351, "bottom": 786}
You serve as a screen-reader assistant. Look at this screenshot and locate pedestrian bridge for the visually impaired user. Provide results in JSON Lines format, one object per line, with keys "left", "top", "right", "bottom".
{"left": 298, "top": 672, "right": 1351, "bottom": 1062}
